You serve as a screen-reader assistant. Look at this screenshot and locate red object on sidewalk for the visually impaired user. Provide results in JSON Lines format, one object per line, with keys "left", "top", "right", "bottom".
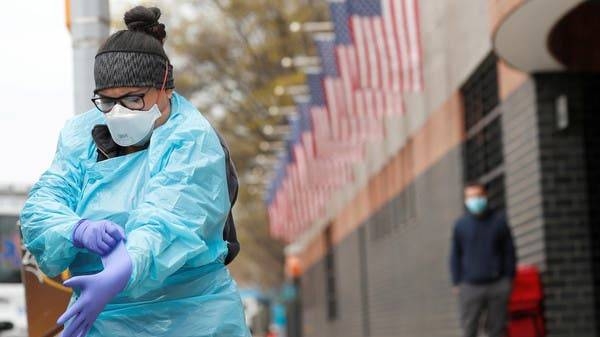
{"left": 507, "top": 265, "right": 545, "bottom": 337}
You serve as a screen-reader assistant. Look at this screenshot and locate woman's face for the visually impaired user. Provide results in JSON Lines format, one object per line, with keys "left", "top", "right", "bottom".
{"left": 96, "top": 86, "right": 173, "bottom": 128}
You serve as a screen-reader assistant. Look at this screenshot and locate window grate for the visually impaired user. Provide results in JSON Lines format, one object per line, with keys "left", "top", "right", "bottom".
{"left": 462, "top": 54, "right": 499, "bottom": 130}
{"left": 461, "top": 53, "right": 506, "bottom": 210}
{"left": 464, "top": 117, "right": 504, "bottom": 181}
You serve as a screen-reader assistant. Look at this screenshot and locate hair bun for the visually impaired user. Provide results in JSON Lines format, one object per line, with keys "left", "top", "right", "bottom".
{"left": 124, "top": 6, "right": 166, "bottom": 43}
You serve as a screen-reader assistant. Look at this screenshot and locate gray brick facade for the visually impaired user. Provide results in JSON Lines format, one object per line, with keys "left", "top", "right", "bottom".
{"left": 301, "top": 147, "right": 465, "bottom": 337}
{"left": 533, "top": 74, "right": 600, "bottom": 337}
{"left": 502, "top": 74, "right": 600, "bottom": 337}
{"left": 501, "top": 80, "right": 546, "bottom": 268}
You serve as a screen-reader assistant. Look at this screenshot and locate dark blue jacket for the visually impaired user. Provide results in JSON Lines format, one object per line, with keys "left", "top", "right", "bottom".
{"left": 450, "top": 210, "right": 516, "bottom": 285}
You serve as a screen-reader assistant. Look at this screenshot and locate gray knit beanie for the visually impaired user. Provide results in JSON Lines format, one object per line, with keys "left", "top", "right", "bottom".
{"left": 93, "top": 6, "right": 174, "bottom": 93}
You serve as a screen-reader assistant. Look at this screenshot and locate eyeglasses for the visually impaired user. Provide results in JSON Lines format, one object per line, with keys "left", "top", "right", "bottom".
{"left": 91, "top": 89, "right": 152, "bottom": 113}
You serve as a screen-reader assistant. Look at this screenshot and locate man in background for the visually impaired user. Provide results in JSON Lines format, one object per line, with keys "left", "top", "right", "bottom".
{"left": 450, "top": 182, "right": 517, "bottom": 337}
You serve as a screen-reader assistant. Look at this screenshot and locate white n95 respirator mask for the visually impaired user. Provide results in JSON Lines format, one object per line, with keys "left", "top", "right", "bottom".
{"left": 104, "top": 104, "right": 161, "bottom": 147}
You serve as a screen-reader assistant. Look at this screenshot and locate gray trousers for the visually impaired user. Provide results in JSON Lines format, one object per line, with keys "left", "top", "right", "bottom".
{"left": 459, "top": 278, "right": 512, "bottom": 337}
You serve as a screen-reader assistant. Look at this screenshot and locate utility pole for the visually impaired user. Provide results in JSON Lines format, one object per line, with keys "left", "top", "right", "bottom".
{"left": 66, "top": 0, "right": 110, "bottom": 114}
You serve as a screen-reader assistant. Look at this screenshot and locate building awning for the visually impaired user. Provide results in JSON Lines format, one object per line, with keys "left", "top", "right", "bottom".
{"left": 493, "top": 0, "right": 600, "bottom": 73}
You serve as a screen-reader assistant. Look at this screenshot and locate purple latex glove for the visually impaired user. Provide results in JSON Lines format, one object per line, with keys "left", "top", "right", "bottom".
{"left": 57, "top": 241, "right": 132, "bottom": 337}
{"left": 72, "top": 219, "right": 125, "bottom": 256}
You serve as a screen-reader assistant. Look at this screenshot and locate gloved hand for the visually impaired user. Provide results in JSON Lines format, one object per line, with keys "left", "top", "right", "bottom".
{"left": 57, "top": 241, "right": 132, "bottom": 337}
{"left": 72, "top": 219, "right": 125, "bottom": 256}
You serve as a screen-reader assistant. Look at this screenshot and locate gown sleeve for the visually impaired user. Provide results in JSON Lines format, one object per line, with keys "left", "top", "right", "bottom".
{"left": 20, "top": 123, "right": 85, "bottom": 277}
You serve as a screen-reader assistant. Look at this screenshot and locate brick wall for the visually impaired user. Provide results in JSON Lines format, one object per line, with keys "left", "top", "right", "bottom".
{"left": 501, "top": 74, "right": 600, "bottom": 337}
{"left": 501, "top": 80, "right": 546, "bottom": 268}
{"left": 534, "top": 73, "right": 599, "bottom": 337}
{"left": 583, "top": 76, "right": 600, "bottom": 331}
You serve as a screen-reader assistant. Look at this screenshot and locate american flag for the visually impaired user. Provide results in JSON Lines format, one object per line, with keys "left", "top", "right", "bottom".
{"left": 305, "top": 67, "right": 353, "bottom": 219}
{"left": 289, "top": 110, "right": 320, "bottom": 235}
{"left": 329, "top": 0, "right": 413, "bottom": 141}
{"left": 296, "top": 101, "right": 314, "bottom": 181}
{"left": 332, "top": 0, "right": 419, "bottom": 140}
{"left": 286, "top": 162, "right": 300, "bottom": 236}
{"left": 267, "top": 152, "right": 290, "bottom": 240}
{"left": 330, "top": 1, "right": 363, "bottom": 142}
{"left": 287, "top": 115, "right": 305, "bottom": 182}
{"left": 305, "top": 68, "right": 332, "bottom": 158}
{"left": 314, "top": 34, "right": 345, "bottom": 143}
{"left": 347, "top": 0, "right": 423, "bottom": 92}
{"left": 267, "top": 0, "right": 424, "bottom": 240}
{"left": 314, "top": 35, "right": 368, "bottom": 158}
{"left": 297, "top": 101, "right": 319, "bottom": 220}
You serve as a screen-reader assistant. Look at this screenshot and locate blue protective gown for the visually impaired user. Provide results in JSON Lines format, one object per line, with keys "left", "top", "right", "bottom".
{"left": 20, "top": 93, "right": 250, "bottom": 337}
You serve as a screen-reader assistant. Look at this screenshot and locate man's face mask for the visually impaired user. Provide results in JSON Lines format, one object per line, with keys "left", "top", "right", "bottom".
{"left": 465, "top": 196, "right": 487, "bottom": 215}
{"left": 104, "top": 104, "right": 161, "bottom": 147}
